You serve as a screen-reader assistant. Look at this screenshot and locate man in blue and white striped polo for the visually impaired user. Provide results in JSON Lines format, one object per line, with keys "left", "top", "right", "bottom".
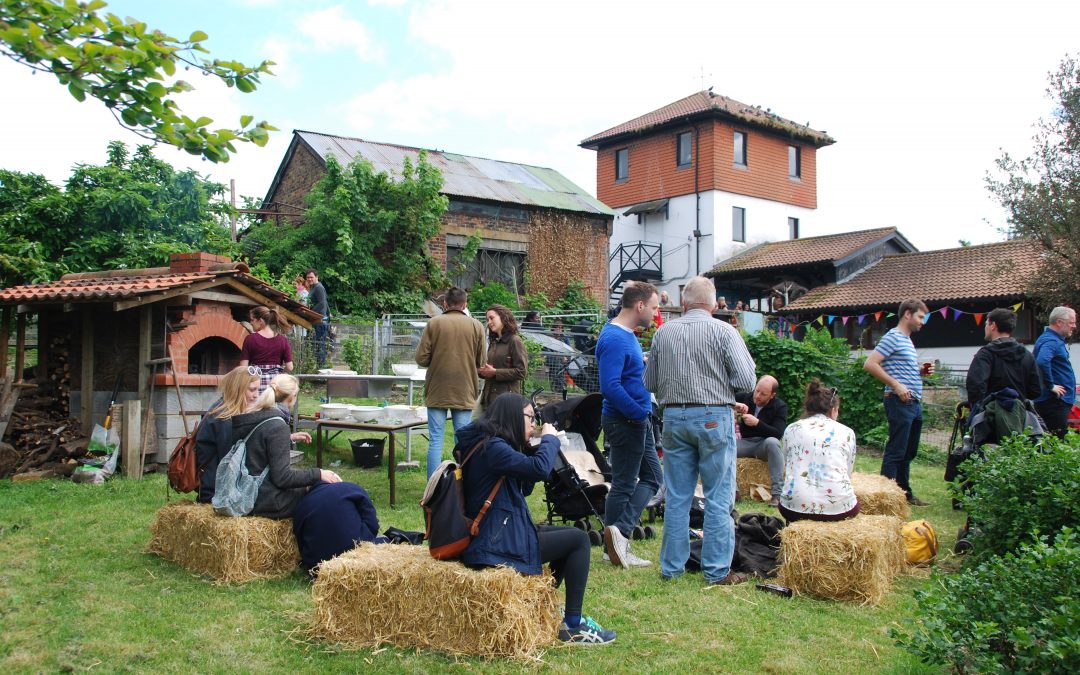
{"left": 864, "top": 299, "right": 931, "bottom": 506}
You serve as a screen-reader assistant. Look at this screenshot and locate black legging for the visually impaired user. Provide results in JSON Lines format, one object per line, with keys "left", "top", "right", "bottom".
{"left": 537, "top": 525, "right": 590, "bottom": 618}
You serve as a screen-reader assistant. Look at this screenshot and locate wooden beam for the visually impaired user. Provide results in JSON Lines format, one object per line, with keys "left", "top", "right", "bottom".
{"left": 122, "top": 399, "right": 142, "bottom": 479}
{"left": 223, "top": 278, "right": 313, "bottom": 329}
{"left": 14, "top": 312, "right": 26, "bottom": 383}
{"left": 0, "top": 307, "right": 10, "bottom": 380}
{"left": 188, "top": 290, "right": 260, "bottom": 306}
{"left": 137, "top": 306, "right": 152, "bottom": 408}
{"left": 80, "top": 311, "right": 94, "bottom": 433}
{"left": 112, "top": 279, "right": 225, "bottom": 312}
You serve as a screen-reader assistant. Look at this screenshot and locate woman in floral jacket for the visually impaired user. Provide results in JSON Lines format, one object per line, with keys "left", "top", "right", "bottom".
{"left": 779, "top": 379, "right": 859, "bottom": 522}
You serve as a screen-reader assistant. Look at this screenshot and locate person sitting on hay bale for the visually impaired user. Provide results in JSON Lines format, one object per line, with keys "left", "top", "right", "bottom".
{"left": 456, "top": 392, "right": 617, "bottom": 645}
{"left": 779, "top": 380, "right": 859, "bottom": 523}
{"left": 293, "top": 481, "right": 388, "bottom": 576}
{"left": 196, "top": 366, "right": 313, "bottom": 503}
{"left": 236, "top": 374, "right": 341, "bottom": 519}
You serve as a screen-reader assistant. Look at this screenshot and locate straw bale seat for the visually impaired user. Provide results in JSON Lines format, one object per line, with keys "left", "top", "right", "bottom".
{"left": 736, "top": 458, "right": 772, "bottom": 500}
{"left": 777, "top": 514, "right": 906, "bottom": 605}
{"left": 311, "top": 543, "right": 559, "bottom": 659}
{"left": 148, "top": 500, "right": 299, "bottom": 583}
{"left": 851, "top": 472, "right": 911, "bottom": 518}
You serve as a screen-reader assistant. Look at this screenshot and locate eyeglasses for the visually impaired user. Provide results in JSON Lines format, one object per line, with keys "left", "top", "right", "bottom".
{"left": 523, "top": 412, "right": 535, "bottom": 422}
{"left": 247, "top": 366, "right": 263, "bottom": 376}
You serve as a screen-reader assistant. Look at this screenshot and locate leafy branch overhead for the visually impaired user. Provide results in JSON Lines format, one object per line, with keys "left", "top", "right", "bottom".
{"left": 0, "top": 0, "right": 276, "bottom": 162}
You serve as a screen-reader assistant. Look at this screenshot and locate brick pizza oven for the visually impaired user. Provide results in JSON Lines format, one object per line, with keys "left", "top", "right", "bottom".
{"left": 0, "top": 252, "right": 321, "bottom": 465}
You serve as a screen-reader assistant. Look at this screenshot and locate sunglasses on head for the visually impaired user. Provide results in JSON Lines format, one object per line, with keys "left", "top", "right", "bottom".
{"left": 247, "top": 365, "right": 262, "bottom": 376}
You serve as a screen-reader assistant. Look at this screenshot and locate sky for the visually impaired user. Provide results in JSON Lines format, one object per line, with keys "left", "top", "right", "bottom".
{"left": 2, "top": 0, "right": 1078, "bottom": 252}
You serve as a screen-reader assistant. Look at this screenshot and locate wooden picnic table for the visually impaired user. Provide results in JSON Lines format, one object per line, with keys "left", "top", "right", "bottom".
{"left": 297, "top": 415, "right": 426, "bottom": 507}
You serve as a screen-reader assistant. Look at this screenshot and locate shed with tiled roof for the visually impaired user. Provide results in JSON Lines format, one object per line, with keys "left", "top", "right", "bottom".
{"left": 0, "top": 252, "right": 321, "bottom": 467}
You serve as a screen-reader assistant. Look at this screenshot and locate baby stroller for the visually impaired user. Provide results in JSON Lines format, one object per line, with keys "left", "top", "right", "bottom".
{"left": 537, "top": 393, "right": 609, "bottom": 546}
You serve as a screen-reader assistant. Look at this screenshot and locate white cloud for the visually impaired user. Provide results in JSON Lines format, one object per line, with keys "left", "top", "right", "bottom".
{"left": 297, "top": 5, "right": 384, "bottom": 62}
{"left": 260, "top": 36, "right": 299, "bottom": 88}
{"left": 368, "top": 0, "right": 407, "bottom": 6}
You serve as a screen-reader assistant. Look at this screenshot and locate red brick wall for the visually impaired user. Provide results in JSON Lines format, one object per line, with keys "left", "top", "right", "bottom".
{"left": 595, "top": 120, "right": 818, "bottom": 209}
{"left": 266, "top": 142, "right": 325, "bottom": 223}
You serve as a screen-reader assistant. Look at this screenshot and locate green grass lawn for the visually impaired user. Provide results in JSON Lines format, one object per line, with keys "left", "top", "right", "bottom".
{"left": 0, "top": 404, "right": 965, "bottom": 674}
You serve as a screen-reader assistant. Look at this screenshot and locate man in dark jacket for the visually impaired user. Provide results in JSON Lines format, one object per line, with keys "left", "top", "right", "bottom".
{"left": 734, "top": 375, "right": 788, "bottom": 506}
{"left": 966, "top": 308, "right": 1042, "bottom": 410}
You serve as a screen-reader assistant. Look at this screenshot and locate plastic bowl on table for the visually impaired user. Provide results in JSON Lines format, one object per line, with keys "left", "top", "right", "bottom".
{"left": 349, "top": 405, "right": 384, "bottom": 424}
{"left": 391, "top": 363, "right": 418, "bottom": 376}
{"left": 318, "top": 403, "right": 350, "bottom": 420}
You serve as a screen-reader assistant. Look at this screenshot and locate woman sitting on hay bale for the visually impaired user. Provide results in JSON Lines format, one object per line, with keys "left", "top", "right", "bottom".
{"left": 456, "top": 392, "right": 617, "bottom": 646}
{"left": 779, "top": 380, "right": 859, "bottom": 523}
{"left": 234, "top": 373, "right": 341, "bottom": 519}
{"left": 196, "top": 367, "right": 314, "bottom": 503}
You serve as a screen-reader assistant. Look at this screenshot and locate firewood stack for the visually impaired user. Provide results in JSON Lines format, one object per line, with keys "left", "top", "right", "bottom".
{"left": 47, "top": 334, "right": 72, "bottom": 418}
{"left": 0, "top": 376, "right": 89, "bottom": 480}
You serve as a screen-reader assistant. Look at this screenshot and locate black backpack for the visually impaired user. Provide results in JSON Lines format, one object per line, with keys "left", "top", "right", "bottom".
{"left": 420, "top": 438, "right": 504, "bottom": 560}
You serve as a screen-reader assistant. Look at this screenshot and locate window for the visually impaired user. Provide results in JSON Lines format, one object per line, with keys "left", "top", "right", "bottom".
{"left": 615, "top": 148, "right": 629, "bottom": 182}
{"left": 788, "top": 217, "right": 800, "bottom": 239}
{"left": 676, "top": 131, "right": 692, "bottom": 167}
{"left": 733, "top": 131, "right": 747, "bottom": 166}
{"left": 732, "top": 207, "right": 746, "bottom": 242}
{"left": 788, "top": 145, "right": 801, "bottom": 178}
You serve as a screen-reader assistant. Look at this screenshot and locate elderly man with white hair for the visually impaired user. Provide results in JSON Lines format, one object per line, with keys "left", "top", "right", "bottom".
{"left": 1033, "top": 305, "right": 1077, "bottom": 438}
{"left": 644, "top": 276, "right": 757, "bottom": 585}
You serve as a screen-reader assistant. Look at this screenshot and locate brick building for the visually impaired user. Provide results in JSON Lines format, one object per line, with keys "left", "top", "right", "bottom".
{"left": 581, "top": 90, "right": 835, "bottom": 304}
{"left": 262, "top": 131, "right": 614, "bottom": 304}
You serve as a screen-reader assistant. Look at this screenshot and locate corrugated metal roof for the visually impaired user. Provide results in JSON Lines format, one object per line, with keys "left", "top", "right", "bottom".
{"left": 296, "top": 131, "right": 613, "bottom": 217}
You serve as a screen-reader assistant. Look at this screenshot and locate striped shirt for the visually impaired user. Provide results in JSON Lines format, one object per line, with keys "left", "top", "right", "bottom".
{"left": 874, "top": 328, "right": 922, "bottom": 399}
{"left": 644, "top": 309, "right": 757, "bottom": 406}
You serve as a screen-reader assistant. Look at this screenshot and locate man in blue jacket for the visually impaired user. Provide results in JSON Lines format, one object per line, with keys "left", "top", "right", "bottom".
{"left": 1033, "top": 306, "right": 1077, "bottom": 437}
{"left": 597, "top": 281, "right": 661, "bottom": 569}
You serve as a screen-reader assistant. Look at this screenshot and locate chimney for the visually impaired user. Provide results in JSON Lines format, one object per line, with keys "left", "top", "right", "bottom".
{"left": 169, "top": 252, "right": 233, "bottom": 274}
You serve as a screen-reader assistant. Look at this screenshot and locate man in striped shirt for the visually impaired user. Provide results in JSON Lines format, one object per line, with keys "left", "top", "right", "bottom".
{"left": 644, "top": 276, "right": 757, "bottom": 584}
{"left": 863, "top": 299, "right": 931, "bottom": 506}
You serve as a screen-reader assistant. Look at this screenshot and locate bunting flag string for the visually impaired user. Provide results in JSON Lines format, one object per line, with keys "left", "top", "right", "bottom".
{"left": 777, "top": 303, "right": 1024, "bottom": 329}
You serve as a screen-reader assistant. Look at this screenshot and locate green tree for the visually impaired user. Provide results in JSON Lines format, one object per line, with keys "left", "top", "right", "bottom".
{"left": 0, "top": 0, "right": 275, "bottom": 162}
{"left": 0, "top": 140, "right": 236, "bottom": 286}
{"left": 987, "top": 54, "right": 1080, "bottom": 309}
{"left": 243, "top": 154, "right": 450, "bottom": 318}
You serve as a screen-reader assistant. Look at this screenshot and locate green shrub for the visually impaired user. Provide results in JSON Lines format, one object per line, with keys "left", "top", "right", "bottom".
{"left": 957, "top": 432, "right": 1080, "bottom": 559}
{"left": 554, "top": 280, "right": 603, "bottom": 313}
{"left": 467, "top": 281, "right": 518, "bottom": 314}
{"left": 892, "top": 529, "right": 1080, "bottom": 674}
{"left": 744, "top": 328, "right": 882, "bottom": 437}
{"left": 340, "top": 334, "right": 373, "bottom": 374}
{"left": 520, "top": 335, "right": 546, "bottom": 396}
{"left": 863, "top": 424, "right": 889, "bottom": 449}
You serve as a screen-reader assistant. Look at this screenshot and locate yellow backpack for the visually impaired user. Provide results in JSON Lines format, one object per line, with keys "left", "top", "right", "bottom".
{"left": 902, "top": 519, "right": 939, "bottom": 565}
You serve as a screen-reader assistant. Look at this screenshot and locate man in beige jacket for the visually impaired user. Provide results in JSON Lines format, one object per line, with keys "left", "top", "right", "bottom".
{"left": 416, "top": 287, "right": 487, "bottom": 478}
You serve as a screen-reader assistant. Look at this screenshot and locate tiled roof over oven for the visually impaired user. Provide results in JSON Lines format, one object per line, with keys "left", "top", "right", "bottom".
{"left": 581, "top": 90, "right": 835, "bottom": 149}
{"left": 783, "top": 240, "right": 1044, "bottom": 312}
{"left": 707, "top": 228, "right": 903, "bottom": 275}
{"left": 0, "top": 263, "right": 321, "bottom": 323}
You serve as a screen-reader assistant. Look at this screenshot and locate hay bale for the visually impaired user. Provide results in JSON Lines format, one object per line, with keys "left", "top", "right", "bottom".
{"left": 777, "top": 514, "right": 906, "bottom": 605}
{"left": 852, "top": 472, "right": 911, "bottom": 519}
{"left": 148, "top": 501, "right": 299, "bottom": 583}
{"left": 736, "top": 458, "right": 772, "bottom": 499}
{"left": 311, "top": 543, "right": 559, "bottom": 659}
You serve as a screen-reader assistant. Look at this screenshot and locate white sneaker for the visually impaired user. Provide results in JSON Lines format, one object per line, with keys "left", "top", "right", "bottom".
{"left": 624, "top": 548, "right": 652, "bottom": 568}
{"left": 603, "top": 526, "right": 630, "bottom": 569}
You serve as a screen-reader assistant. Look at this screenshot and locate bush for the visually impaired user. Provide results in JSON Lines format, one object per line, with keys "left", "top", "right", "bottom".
{"left": 520, "top": 335, "right": 546, "bottom": 396}
{"left": 340, "top": 334, "right": 373, "bottom": 374}
{"left": 743, "top": 328, "right": 882, "bottom": 437}
{"left": 893, "top": 529, "right": 1080, "bottom": 674}
{"left": 467, "top": 281, "right": 518, "bottom": 315}
{"left": 957, "top": 433, "right": 1080, "bottom": 559}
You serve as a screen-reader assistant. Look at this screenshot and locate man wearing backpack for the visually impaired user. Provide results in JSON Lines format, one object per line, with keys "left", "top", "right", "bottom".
{"left": 966, "top": 308, "right": 1042, "bottom": 411}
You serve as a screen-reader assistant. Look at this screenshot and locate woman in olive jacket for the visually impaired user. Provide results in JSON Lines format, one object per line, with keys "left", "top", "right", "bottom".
{"left": 478, "top": 305, "right": 529, "bottom": 411}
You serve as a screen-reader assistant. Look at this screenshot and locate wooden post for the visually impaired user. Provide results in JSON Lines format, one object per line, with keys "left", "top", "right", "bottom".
{"left": 14, "top": 312, "right": 26, "bottom": 383}
{"left": 122, "top": 399, "right": 142, "bottom": 479}
{"left": 80, "top": 311, "right": 94, "bottom": 433}
{"left": 0, "top": 306, "right": 10, "bottom": 380}
{"left": 137, "top": 306, "right": 151, "bottom": 410}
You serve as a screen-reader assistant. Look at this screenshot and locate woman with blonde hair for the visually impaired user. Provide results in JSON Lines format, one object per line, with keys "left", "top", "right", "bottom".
{"left": 240, "top": 305, "right": 294, "bottom": 393}
{"left": 195, "top": 366, "right": 262, "bottom": 503}
{"left": 236, "top": 373, "right": 339, "bottom": 519}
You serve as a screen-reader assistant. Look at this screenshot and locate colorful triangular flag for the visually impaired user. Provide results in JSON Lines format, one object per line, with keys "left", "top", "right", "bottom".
{"left": 939, "top": 307, "right": 948, "bottom": 319}
{"left": 858, "top": 314, "right": 866, "bottom": 324}
{"left": 952, "top": 308, "right": 962, "bottom": 320}
{"left": 841, "top": 316, "right": 849, "bottom": 325}
{"left": 874, "top": 311, "right": 883, "bottom": 322}
{"left": 974, "top": 313, "right": 984, "bottom": 326}
{"left": 827, "top": 315, "right": 836, "bottom": 325}
{"left": 1012, "top": 302, "right": 1022, "bottom": 311}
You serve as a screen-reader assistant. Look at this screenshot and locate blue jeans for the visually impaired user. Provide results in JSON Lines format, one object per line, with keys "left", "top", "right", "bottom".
{"left": 660, "top": 406, "right": 737, "bottom": 582}
{"left": 601, "top": 414, "right": 662, "bottom": 538}
{"left": 427, "top": 408, "right": 473, "bottom": 478}
{"left": 882, "top": 396, "right": 922, "bottom": 498}
{"left": 312, "top": 322, "right": 330, "bottom": 367}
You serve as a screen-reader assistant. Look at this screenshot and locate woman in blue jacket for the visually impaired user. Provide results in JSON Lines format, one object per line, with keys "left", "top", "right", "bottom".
{"left": 456, "top": 392, "right": 616, "bottom": 645}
